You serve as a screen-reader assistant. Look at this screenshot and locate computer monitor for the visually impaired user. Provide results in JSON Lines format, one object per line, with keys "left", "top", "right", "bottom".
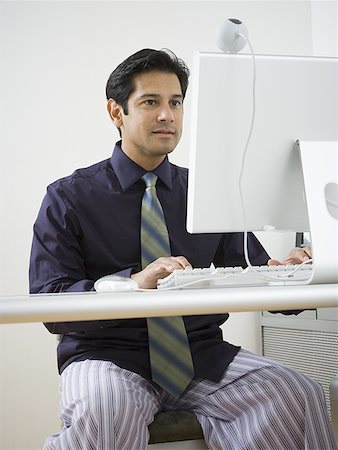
{"left": 186, "top": 52, "right": 338, "bottom": 284}
{"left": 186, "top": 52, "right": 337, "bottom": 233}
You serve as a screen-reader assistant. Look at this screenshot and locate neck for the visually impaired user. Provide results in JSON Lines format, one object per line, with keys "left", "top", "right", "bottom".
{"left": 139, "top": 157, "right": 166, "bottom": 172}
{"left": 121, "top": 144, "right": 166, "bottom": 171}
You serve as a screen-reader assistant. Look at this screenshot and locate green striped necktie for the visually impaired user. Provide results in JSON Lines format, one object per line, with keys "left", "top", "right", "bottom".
{"left": 141, "top": 172, "right": 195, "bottom": 397}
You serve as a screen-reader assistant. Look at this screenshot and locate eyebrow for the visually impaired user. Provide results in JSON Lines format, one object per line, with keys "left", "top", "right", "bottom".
{"left": 137, "top": 93, "right": 183, "bottom": 100}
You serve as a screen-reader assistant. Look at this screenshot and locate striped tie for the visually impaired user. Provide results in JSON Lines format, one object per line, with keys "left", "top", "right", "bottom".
{"left": 141, "top": 172, "right": 195, "bottom": 397}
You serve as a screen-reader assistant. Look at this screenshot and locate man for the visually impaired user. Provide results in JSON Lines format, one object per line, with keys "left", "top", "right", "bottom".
{"left": 30, "top": 49, "right": 335, "bottom": 449}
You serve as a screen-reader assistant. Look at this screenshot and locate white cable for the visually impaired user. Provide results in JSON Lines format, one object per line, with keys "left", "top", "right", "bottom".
{"left": 237, "top": 34, "right": 312, "bottom": 283}
{"left": 237, "top": 33, "right": 257, "bottom": 271}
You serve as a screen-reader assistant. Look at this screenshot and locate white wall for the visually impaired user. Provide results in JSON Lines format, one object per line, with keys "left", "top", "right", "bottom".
{"left": 1, "top": 1, "right": 334, "bottom": 448}
{"left": 0, "top": 0, "right": 315, "bottom": 296}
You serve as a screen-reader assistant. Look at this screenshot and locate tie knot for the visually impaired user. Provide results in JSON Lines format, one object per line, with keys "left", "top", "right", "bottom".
{"left": 142, "top": 172, "right": 158, "bottom": 188}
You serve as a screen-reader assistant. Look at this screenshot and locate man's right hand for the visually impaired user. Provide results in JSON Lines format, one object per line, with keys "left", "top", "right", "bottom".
{"left": 131, "top": 256, "right": 192, "bottom": 289}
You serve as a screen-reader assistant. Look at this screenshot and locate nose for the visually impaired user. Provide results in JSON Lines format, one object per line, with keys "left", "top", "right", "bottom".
{"left": 157, "top": 105, "right": 175, "bottom": 122}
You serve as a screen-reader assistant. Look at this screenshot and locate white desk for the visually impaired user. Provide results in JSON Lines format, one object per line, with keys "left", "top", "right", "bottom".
{"left": 0, "top": 284, "right": 337, "bottom": 324}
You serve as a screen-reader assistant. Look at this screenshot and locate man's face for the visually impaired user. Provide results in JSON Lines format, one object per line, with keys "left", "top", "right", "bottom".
{"left": 110, "top": 71, "right": 184, "bottom": 169}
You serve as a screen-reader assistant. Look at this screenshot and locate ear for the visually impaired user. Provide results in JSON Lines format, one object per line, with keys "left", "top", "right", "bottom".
{"left": 107, "top": 99, "right": 123, "bottom": 128}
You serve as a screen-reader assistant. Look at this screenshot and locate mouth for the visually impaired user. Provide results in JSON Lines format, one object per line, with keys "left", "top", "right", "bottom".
{"left": 152, "top": 129, "right": 175, "bottom": 137}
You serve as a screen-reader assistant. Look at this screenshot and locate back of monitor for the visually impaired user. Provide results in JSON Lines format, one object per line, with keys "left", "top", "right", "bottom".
{"left": 187, "top": 52, "right": 338, "bottom": 233}
{"left": 187, "top": 52, "right": 338, "bottom": 284}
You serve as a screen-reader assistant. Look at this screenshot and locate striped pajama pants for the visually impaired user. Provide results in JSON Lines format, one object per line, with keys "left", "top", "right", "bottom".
{"left": 44, "top": 349, "right": 337, "bottom": 450}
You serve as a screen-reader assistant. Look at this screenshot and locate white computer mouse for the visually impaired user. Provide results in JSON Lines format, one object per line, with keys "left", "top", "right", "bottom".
{"left": 94, "top": 275, "right": 139, "bottom": 292}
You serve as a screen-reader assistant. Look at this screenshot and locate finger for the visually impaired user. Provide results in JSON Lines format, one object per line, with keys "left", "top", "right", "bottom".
{"left": 293, "top": 251, "right": 310, "bottom": 263}
{"left": 283, "top": 258, "right": 300, "bottom": 265}
{"left": 165, "top": 260, "right": 187, "bottom": 272}
{"left": 148, "top": 256, "right": 191, "bottom": 276}
{"left": 134, "top": 263, "right": 172, "bottom": 289}
{"left": 281, "top": 255, "right": 311, "bottom": 265}
{"left": 282, "top": 246, "right": 312, "bottom": 265}
{"left": 170, "top": 255, "right": 192, "bottom": 269}
{"left": 268, "top": 259, "right": 282, "bottom": 266}
{"left": 303, "top": 245, "right": 312, "bottom": 259}
{"left": 152, "top": 262, "right": 174, "bottom": 275}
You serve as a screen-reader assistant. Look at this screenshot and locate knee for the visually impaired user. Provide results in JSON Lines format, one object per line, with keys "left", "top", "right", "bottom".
{"left": 273, "top": 364, "right": 326, "bottom": 408}
{"left": 85, "top": 376, "right": 130, "bottom": 419}
{"left": 62, "top": 360, "right": 157, "bottom": 434}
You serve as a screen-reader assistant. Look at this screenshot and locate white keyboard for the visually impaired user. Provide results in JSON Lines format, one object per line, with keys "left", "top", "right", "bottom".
{"left": 157, "top": 264, "right": 313, "bottom": 289}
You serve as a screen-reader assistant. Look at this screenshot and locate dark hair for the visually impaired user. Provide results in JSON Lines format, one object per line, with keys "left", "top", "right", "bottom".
{"left": 106, "top": 48, "right": 190, "bottom": 114}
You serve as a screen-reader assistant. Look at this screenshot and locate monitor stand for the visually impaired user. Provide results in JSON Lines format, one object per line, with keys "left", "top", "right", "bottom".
{"left": 298, "top": 140, "right": 338, "bottom": 284}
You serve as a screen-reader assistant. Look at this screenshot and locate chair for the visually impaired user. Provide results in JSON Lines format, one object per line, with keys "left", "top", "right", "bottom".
{"left": 56, "top": 338, "right": 207, "bottom": 447}
{"left": 148, "top": 410, "right": 207, "bottom": 449}
{"left": 330, "top": 375, "right": 338, "bottom": 444}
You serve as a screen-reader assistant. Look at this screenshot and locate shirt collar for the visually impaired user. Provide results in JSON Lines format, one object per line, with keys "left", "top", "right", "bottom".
{"left": 111, "top": 141, "right": 172, "bottom": 192}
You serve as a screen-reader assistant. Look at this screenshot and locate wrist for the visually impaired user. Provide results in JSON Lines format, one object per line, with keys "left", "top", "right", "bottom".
{"left": 131, "top": 272, "right": 157, "bottom": 289}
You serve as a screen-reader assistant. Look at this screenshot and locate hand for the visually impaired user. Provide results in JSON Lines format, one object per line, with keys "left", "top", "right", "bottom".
{"left": 131, "top": 256, "right": 192, "bottom": 289}
{"left": 268, "top": 245, "right": 312, "bottom": 266}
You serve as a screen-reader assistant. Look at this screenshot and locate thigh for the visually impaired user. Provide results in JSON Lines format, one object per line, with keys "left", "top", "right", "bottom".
{"left": 55, "top": 360, "right": 161, "bottom": 450}
{"left": 174, "top": 350, "right": 336, "bottom": 450}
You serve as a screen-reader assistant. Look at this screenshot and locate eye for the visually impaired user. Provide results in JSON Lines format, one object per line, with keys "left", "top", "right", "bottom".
{"left": 144, "top": 99, "right": 156, "bottom": 106}
{"left": 171, "top": 99, "right": 182, "bottom": 108}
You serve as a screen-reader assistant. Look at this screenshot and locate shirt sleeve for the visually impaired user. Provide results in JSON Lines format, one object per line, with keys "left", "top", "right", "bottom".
{"left": 30, "top": 184, "right": 94, "bottom": 294}
{"left": 29, "top": 184, "right": 132, "bottom": 334}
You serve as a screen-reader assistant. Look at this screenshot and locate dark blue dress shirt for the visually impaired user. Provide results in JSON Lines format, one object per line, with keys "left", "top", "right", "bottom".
{"left": 29, "top": 142, "right": 270, "bottom": 382}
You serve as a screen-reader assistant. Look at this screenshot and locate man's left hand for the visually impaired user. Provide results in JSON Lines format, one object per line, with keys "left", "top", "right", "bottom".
{"left": 268, "top": 245, "right": 312, "bottom": 266}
